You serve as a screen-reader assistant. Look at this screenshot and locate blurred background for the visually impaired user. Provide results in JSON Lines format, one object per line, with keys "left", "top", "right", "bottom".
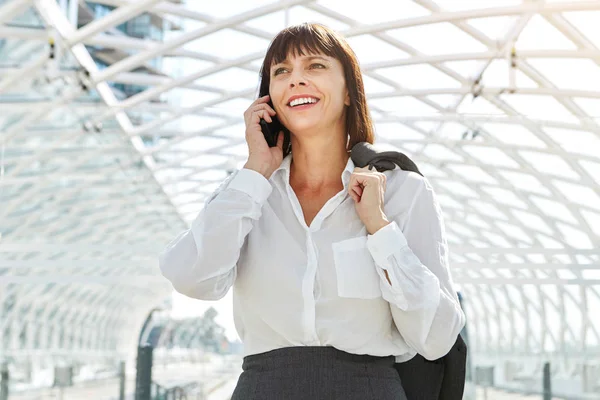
{"left": 0, "top": 0, "right": 599, "bottom": 399}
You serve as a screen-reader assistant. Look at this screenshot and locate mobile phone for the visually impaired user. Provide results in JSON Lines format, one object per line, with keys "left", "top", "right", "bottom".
{"left": 259, "top": 99, "right": 290, "bottom": 155}
{"left": 260, "top": 117, "right": 283, "bottom": 147}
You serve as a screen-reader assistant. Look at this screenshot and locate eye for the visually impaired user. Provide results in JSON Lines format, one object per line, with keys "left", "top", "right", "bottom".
{"left": 310, "top": 63, "right": 326, "bottom": 69}
{"left": 273, "top": 67, "right": 288, "bottom": 76}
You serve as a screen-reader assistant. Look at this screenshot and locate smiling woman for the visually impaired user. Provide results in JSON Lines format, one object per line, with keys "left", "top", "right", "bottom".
{"left": 256, "top": 23, "right": 374, "bottom": 159}
{"left": 159, "top": 22, "right": 465, "bottom": 400}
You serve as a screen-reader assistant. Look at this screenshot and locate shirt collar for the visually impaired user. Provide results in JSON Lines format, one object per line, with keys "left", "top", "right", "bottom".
{"left": 271, "top": 152, "right": 355, "bottom": 189}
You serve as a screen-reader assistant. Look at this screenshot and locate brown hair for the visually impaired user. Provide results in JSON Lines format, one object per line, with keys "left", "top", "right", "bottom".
{"left": 258, "top": 23, "right": 375, "bottom": 156}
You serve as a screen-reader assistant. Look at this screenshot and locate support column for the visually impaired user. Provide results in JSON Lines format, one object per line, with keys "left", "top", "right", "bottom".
{"left": 0, "top": 362, "right": 9, "bottom": 400}
{"left": 119, "top": 361, "right": 126, "bottom": 400}
{"left": 542, "top": 362, "right": 551, "bottom": 400}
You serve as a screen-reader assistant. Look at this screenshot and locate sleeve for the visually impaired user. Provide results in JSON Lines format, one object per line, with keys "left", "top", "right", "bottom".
{"left": 158, "top": 168, "right": 273, "bottom": 300}
{"left": 366, "top": 174, "right": 465, "bottom": 361}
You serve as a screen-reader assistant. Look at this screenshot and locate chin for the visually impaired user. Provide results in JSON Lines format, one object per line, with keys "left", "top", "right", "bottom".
{"left": 286, "top": 119, "right": 321, "bottom": 134}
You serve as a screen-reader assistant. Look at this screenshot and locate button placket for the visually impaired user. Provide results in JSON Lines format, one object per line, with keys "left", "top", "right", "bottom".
{"left": 302, "top": 233, "right": 319, "bottom": 344}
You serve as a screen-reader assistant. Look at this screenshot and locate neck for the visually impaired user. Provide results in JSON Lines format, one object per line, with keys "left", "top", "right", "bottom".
{"left": 289, "top": 131, "right": 349, "bottom": 192}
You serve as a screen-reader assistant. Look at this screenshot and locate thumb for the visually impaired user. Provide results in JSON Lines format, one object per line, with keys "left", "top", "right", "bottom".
{"left": 276, "top": 130, "right": 284, "bottom": 150}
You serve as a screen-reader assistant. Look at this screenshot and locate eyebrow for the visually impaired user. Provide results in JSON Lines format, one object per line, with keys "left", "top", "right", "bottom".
{"left": 273, "top": 55, "right": 330, "bottom": 66}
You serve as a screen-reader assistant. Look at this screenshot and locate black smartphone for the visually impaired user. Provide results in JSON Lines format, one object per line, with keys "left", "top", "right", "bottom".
{"left": 260, "top": 117, "right": 283, "bottom": 147}
{"left": 259, "top": 100, "right": 290, "bottom": 155}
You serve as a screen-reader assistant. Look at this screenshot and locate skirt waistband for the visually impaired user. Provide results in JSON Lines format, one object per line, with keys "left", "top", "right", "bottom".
{"left": 242, "top": 346, "right": 395, "bottom": 372}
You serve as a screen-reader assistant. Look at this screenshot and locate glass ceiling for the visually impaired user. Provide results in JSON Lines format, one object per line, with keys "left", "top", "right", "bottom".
{"left": 0, "top": 0, "right": 599, "bottom": 388}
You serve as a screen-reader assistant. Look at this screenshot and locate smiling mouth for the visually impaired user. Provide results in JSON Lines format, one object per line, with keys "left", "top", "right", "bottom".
{"left": 288, "top": 97, "right": 320, "bottom": 107}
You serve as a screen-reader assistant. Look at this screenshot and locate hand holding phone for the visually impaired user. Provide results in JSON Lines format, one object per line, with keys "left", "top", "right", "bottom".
{"left": 243, "top": 95, "right": 285, "bottom": 178}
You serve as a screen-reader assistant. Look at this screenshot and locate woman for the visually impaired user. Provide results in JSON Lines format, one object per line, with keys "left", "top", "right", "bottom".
{"left": 159, "top": 23, "right": 465, "bottom": 399}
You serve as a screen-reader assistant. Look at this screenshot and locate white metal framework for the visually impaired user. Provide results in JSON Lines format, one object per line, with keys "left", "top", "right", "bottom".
{"left": 0, "top": 0, "right": 599, "bottom": 395}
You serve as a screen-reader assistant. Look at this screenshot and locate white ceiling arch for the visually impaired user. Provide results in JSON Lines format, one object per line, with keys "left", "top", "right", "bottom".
{"left": 0, "top": 0, "right": 599, "bottom": 394}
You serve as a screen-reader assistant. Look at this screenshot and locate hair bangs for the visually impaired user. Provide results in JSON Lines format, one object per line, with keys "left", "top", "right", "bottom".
{"left": 268, "top": 25, "right": 338, "bottom": 66}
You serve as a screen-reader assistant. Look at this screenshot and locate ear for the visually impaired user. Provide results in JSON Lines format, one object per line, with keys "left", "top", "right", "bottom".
{"left": 344, "top": 90, "right": 350, "bottom": 106}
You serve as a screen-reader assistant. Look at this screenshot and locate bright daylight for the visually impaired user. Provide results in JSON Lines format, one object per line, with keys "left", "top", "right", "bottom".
{"left": 0, "top": 0, "right": 599, "bottom": 399}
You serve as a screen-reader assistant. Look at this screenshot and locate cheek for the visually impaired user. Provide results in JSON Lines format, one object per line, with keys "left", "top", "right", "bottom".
{"left": 269, "top": 82, "right": 285, "bottom": 112}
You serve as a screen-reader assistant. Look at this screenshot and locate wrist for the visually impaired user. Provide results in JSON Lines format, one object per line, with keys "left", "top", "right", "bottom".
{"left": 365, "top": 215, "right": 390, "bottom": 235}
{"left": 243, "top": 160, "right": 271, "bottom": 178}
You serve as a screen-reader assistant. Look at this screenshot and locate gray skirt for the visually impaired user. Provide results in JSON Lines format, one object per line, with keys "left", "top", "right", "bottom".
{"left": 230, "top": 346, "right": 408, "bottom": 400}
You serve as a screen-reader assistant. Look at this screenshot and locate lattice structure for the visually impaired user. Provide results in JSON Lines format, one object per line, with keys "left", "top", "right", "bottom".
{"left": 0, "top": 0, "right": 599, "bottom": 394}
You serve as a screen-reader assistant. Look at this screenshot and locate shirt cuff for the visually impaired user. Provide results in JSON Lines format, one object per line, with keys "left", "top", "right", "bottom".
{"left": 366, "top": 221, "right": 408, "bottom": 265}
{"left": 367, "top": 221, "right": 441, "bottom": 311}
{"left": 226, "top": 168, "right": 273, "bottom": 204}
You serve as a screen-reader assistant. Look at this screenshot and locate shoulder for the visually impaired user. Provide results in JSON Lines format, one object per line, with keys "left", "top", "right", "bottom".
{"left": 384, "top": 167, "right": 431, "bottom": 199}
{"left": 383, "top": 167, "right": 441, "bottom": 220}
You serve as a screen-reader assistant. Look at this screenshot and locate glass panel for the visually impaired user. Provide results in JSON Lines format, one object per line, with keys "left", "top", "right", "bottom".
{"left": 511, "top": 209, "right": 554, "bottom": 235}
{"left": 528, "top": 58, "right": 600, "bottom": 92}
{"left": 556, "top": 222, "right": 593, "bottom": 249}
{"left": 462, "top": 145, "right": 521, "bottom": 168}
{"left": 317, "top": 0, "right": 429, "bottom": 24}
{"left": 184, "top": 29, "right": 269, "bottom": 59}
{"left": 482, "top": 123, "right": 547, "bottom": 148}
{"left": 421, "top": 143, "right": 464, "bottom": 161}
{"left": 362, "top": 75, "right": 395, "bottom": 94}
{"left": 581, "top": 210, "right": 600, "bottom": 236}
{"left": 369, "top": 96, "right": 439, "bottom": 115}
{"left": 466, "top": 16, "right": 518, "bottom": 41}
{"left": 563, "top": 11, "right": 600, "bottom": 50}
{"left": 388, "top": 23, "right": 488, "bottom": 54}
{"left": 518, "top": 150, "right": 581, "bottom": 180}
{"left": 447, "top": 164, "right": 498, "bottom": 184}
{"left": 187, "top": 0, "right": 274, "bottom": 19}
{"left": 436, "top": 180, "right": 479, "bottom": 198}
{"left": 477, "top": 59, "right": 539, "bottom": 88}
{"left": 348, "top": 35, "right": 409, "bottom": 64}
{"left": 516, "top": 14, "right": 577, "bottom": 50}
{"left": 500, "top": 94, "right": 579, "bottom": 123}
{"left": 434, "top": 0, "right": 522, "bottom": 11}
{"left": 543, "top": 127, "right": 600, "bottom": 158}
{"left": 469, "top": 200, "right": 509, "bottom": 220}
{"left": 377, "top": 64, "right": 461, "bottom": 89}
{"left": 482, "top": 187, "right": 528, "bottom": 209}
{"left": 552, "top": 180, "right": 600, "bottom": 211}
{"left": 530, "top": 196, "right": 579, "bottom": 224}
{"left": 443, "top": 60, "right": 487, "bottom": 80}
{"left": 426, "top": 94, "right": 462, "bottom": 108}
{"left": 286, "top": 6, "right": 349, "bottom": 31}
{"left": 496, "top": 221, "right": 533, "bottom": 244}
{"left": 193, "top": 67, "right": 258, "bottom": 92}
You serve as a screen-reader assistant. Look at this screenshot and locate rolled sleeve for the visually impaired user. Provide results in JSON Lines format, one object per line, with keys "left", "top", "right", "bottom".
{"left": 226, "top": 168, "right": 273, "bottom": 204}
{"left": 367, "top": 221, "right": 441, "bottom": 312}
{"left": 366, "top": 221, "right": 407, "bottom": 263}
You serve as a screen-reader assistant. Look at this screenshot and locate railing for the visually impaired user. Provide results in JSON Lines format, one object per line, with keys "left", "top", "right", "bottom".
{"left": 151, "top": 381, "right": 205, "bottom": 400}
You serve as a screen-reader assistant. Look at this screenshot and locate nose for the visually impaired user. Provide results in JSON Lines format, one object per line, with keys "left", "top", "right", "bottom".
{"left": 289, "top": 79, "right": 307, "bottom": 88}
{"left": 289, "top": 70, "right": 307, "bottom": 88}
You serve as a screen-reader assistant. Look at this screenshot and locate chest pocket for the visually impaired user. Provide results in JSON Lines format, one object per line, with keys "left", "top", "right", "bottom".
{"left": 332, "top": 236, "right": 382, "bottom": 299}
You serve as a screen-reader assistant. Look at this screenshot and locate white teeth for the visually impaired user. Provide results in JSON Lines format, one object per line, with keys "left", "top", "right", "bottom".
{"left": 290, "top": 97, "right": 318, "bottom": 107}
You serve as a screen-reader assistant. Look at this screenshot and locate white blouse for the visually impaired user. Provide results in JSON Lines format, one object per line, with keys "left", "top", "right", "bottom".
{"left": 159, "top": 154, "right": 465, "bottom": 362}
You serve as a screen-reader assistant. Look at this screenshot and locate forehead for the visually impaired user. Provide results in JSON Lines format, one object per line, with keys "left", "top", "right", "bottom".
{"left": 272, "top": 51, "right": 335, "bottom": 66}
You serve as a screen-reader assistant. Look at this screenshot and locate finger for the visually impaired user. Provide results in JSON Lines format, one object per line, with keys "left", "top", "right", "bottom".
{"left": 245, "top": 96, "right": 271, "bottom": 118}
{"left": 276, "top": 130, "right": 284, "bottom": 150}
{"left": 254, "top": 94, "right": 270, "bottom": 104}
{"left": 351, "top": 187, "right": 362, "bottom": 201}
{"left": 349, "top": 179, "right": 363, "bottom": 197}
{"left": 356, "top": 185, "right": 363, "bottom": 197}
{"left": 252, "top": 103, "right": 277, "bottom": 115}
{"left": 350, "top": 173, "right": 368, "bottom": 189}
{"left": 251, "top": 109, "right": 272, "bottom": 124}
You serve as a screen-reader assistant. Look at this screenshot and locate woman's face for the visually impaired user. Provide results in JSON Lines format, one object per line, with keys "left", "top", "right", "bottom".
{"left": 269, "top": 51, "right": 350, "bottom": 137}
